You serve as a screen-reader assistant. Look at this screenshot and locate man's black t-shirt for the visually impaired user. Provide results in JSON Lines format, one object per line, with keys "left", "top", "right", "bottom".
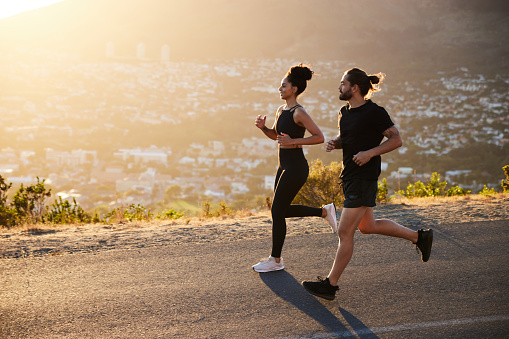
{"left": 339, "top": 100, "right": 394, "bottom": 180}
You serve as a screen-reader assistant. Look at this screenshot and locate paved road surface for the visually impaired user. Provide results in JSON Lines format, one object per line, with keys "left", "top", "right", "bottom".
{"left": 1, "top": 220, "right": 508, "bottom": 338}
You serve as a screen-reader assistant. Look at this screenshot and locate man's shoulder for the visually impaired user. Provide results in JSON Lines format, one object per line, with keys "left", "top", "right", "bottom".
{"left": 366, "top": 99, "right": 383, "bottom": 108}
{"left": 366, "top": 100, "right": 389, "bottom": 114}
{"left": 339, "top": 103, "right": 349, "bottom": 113}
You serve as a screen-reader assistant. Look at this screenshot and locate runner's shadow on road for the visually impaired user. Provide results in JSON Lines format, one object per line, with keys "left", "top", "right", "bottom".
{"left": 260, "top": 271, "right": 378, "bottom": 338}
{"left": 428, "top": 223, "right": 485, "bottom": 259}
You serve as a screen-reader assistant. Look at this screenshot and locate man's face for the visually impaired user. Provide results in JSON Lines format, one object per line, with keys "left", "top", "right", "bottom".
{"left": 338, "top": 74, "right": 353, "bottom": 101}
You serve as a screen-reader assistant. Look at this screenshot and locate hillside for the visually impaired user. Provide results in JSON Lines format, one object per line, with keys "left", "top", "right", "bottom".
{"left": 0, "top": 0, "right": 508, "bottom": 74}
{"left": 1, "top": 194, "right": 508, "bottom": 259}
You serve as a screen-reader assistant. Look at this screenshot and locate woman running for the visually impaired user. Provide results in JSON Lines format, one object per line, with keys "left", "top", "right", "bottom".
{"left": 253, "top": 64, "right": 337, "bottom": 272}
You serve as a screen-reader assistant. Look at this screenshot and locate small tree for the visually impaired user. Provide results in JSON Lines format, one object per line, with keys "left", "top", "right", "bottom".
{"left": 0, "top": 175, "right": 15, "bottom": 227}
{"left": 11, "top": 177, "right": 51, "bottom": 224}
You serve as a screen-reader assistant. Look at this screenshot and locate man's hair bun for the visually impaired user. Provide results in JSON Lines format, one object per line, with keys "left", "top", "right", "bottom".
{"left": 368, "top": 75, "right": 380, "bottom": 85}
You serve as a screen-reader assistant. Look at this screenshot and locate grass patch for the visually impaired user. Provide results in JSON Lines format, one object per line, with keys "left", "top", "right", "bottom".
{"left": 166, "top": 200, "right": 201, "bottom": 215}
{"left": 390, "top": 192, "right": 508, "bottom": 206}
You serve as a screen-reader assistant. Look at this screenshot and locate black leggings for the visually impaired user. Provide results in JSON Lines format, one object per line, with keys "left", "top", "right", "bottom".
{"left": 271, "top": 148, "right": 322, "bottom": 258}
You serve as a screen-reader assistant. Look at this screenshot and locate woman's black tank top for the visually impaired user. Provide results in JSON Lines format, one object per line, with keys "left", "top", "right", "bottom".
{"left": 275, "top": 104, "right": 305, "bottom": 139}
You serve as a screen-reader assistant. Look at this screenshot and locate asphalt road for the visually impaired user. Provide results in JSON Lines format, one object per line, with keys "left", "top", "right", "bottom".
{"left": 1, "top": 220, "right": 508, "bottom": 338}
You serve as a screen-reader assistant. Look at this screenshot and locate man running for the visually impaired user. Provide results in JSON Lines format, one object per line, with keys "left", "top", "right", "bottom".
{"left": 302, "top": 68, "right": 433, "bottom": 301}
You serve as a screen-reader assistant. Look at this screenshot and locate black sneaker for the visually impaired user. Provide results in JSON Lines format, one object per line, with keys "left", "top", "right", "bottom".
{"left": 415, "top": 228, "right": 433, "bottom": 262}
{"left": 302, "top": 276, "right": 339, "bottom": 300}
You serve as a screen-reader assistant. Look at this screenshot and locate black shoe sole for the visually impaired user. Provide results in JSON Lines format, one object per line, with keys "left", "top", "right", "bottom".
{"left": 302, "top": 283, "right": 336, "bottom": 301}
{"left": 421, "top": 229, "right": 433, "bottom": 262}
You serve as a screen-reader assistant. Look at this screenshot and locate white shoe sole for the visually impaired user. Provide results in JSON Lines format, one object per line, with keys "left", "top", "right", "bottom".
{"left": 323, "top": 203, "right": 337, "bottom": 233}
{"left": 252, "top": 265, "right": 285, "bottom": 273}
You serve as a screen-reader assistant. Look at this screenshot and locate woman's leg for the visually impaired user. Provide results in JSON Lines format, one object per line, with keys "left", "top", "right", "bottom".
{"left": 271, "top": 166, "right": 309, "bottom": 259}
{"left": 286, "top": 204, "right": 323, "bottom": 218}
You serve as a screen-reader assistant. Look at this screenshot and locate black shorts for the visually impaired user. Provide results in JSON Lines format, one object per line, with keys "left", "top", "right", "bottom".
{"left": 342, "top": 179, "right": 378, "bottom": 208}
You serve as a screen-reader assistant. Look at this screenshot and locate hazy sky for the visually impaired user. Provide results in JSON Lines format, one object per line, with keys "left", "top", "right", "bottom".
{"left": 0, "top": 0, "right": 65, "bottom": 19}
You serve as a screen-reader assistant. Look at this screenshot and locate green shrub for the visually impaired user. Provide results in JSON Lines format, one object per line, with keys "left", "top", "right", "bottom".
{"left": 156, "top": 209, "right": 184, "bottom": 220}
{"left": 201, "top": 200, "right": 232, "bottom": 218}
{"left": 202, "top": 201, "right": 212, "bottom": 218}
{"left": 293, "top": 160, "right": 344, "bottom": 207}
{"left": 123, "top": 204, "right": 152, "bottom": 221}
{"left": 101, "top": 204, "right": 151, "bottom": 223}
{"left": 446, "top": 186, "right": 471, "bottom": 196}
{"left": 46, "top": 197, "right": 91, "bottom": 224}
{"left": 377, "top": 178, "right": 390, "bottom": 203}
{"left": 0, "top": 176, "right": 15, "bottom": 227}
{"left": 217, "top": 201, "right": 233, "bottom": 217}
{"left": 102, "top": 207, "right": 123, "bottom": 224}
{"left": 404, "top": 181, "right": 428, "bottom": 198}
{"left": 399, "top": 172, "right": 468, "bottom": 198}
{"left": 425, "top": 172, "right": 448, "bottom": 197}
{"left": 479, "top": 185, "right": 496, "bottom": 196}
{"left": 265, "top": 196, "right": 272, "bottom": 210}
{"left": 502, "top": 165, "right": 509, "bottom": 193}
{"left": 11, "top": 177, "right": 51, "bottom": 224}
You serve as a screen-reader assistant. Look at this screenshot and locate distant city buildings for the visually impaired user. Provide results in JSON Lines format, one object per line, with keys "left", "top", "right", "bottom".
{"left": 0, "top": 53, "right": 507, "bottom": 211}
{"left": 105, "top": 42, "right": 171, "bottom": 62}
{"left": 46, "top": 149, "right": 98, "bottom": 167}
{"left": 113, "top": 147, "right": 171, "bottom": 165}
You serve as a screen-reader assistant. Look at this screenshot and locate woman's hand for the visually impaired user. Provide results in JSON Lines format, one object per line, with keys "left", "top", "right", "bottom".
{"left": 255, "top": 115, "right": 267, "bottom": 129}
{"left": 277, "top": 133, "right": 294, "bottom": 146}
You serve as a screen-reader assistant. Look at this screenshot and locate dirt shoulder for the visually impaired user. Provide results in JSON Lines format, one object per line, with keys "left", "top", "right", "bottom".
{"left": 1, "top": 194, "right": 507, "bottom": 259}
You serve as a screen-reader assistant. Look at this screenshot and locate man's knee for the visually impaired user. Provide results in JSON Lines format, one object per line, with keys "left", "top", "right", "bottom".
{"left": 358, "top": 224, "right": 374, "bottom": 234}
{"left": 337, "top": 227, "right": 356, "bottom": 239}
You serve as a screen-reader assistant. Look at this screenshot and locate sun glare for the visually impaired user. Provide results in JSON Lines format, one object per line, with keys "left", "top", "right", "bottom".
{"left": 0, "top": 0, "right": 65, "bottom": 19}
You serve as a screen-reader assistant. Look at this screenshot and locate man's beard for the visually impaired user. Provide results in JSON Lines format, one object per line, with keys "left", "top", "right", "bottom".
{"left": 339, "top": 89, "right": 352, "bottom": 101}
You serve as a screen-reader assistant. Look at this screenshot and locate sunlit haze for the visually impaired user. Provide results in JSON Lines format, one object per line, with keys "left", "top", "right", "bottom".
{"left": 0, "top": 0, "right": 65, "bottom": 19}
{"left": 0, "top": 0, "right": 506, "bottom": 215}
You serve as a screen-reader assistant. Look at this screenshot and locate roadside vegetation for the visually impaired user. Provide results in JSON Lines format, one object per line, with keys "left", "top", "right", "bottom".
{"left": 1, "top": 164, "right": 508, "bottom": 229}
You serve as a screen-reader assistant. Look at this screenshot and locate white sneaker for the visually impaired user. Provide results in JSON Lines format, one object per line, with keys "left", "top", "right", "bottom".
{"left": 322, "top": 203, "right": 337, "bottom": 233}
{"left": 252, "top": 256, "right": 284, "bottom": 272}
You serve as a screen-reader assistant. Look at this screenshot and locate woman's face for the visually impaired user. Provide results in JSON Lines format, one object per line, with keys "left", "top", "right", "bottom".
{"left": 279, "top": 77, "right": 296, "bottom": 100}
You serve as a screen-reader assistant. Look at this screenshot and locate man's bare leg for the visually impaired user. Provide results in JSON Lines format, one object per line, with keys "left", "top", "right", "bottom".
{"left": 357, "top": 207, "right": 418, "bottom": 242}
{"left": 327, "top": 207, "right": 368, "bottom": 286}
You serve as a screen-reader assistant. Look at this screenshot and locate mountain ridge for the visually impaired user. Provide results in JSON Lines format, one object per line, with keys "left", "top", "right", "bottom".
{"left": 1, "top": 0, "right": 508, "bottom": 73}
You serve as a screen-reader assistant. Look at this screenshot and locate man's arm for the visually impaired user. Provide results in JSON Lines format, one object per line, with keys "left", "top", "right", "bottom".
{"left": 352, "top": 126, "right": 402, "bottom": 166}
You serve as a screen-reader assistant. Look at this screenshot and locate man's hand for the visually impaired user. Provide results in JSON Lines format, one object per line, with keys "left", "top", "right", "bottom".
{"left": 325, "top": 139, "right": 336, "bottom": 152}
{"left": 352, "top": 150, "right": 373, "bottom": 166}
{"left": 326, "top": 137, "right": 341, "bottom": 152}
